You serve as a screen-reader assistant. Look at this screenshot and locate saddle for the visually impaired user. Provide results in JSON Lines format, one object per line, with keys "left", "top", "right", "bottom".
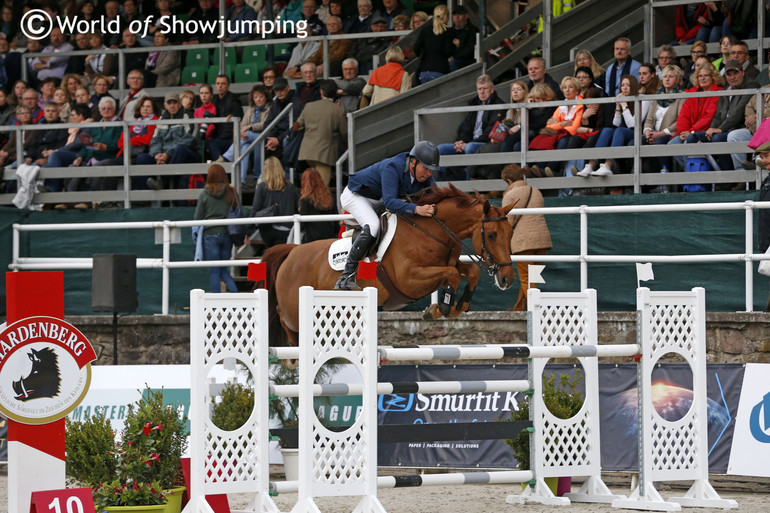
{"left": 328, "top": 213, "right": 418, "bottom": 310}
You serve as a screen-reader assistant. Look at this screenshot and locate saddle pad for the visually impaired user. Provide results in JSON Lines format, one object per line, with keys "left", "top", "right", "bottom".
{"left": 327, "top": 213, "right": 398, "bottom": 271}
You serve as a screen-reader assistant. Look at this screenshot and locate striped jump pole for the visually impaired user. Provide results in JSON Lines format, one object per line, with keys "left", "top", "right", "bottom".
{"left": 270, "top": 379, "right": 531, "bottom": 397}
{"left": 270, "top": 470, "right": 537, "bottom": 494}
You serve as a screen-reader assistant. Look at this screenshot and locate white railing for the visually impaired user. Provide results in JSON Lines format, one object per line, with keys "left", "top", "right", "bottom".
{"left": 8, "top": 200, "right": 770, "bottom": 314}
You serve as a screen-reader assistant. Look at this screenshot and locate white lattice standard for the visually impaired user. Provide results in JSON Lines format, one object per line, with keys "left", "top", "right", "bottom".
{"left": 507, "top": 289, "right": 624, "bottom": 507}
{"left": 612, "top": 288, "right": 737, "bottom": 511}
{"left": 188, "top": 289, "right": 278, "bottom": 513}
{"left": 292, "top": 287, "right": 385, "bottom": 513}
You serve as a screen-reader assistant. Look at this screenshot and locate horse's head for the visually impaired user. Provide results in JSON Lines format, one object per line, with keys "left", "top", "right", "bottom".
{"left": 473, "top": 199, "right": 516, "bottom": 290}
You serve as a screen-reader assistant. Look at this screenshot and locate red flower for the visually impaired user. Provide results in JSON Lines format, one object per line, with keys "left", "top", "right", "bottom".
{"left": 142, "top": 422, "right": 152, "bottom": 435}
{"left": 153, "top": 424, "right": 163, "bottom": 431}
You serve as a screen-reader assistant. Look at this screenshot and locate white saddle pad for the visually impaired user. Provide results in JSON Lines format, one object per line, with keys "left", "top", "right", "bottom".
{"left": 327, "top": 213, "right": 398, "bottom": 271}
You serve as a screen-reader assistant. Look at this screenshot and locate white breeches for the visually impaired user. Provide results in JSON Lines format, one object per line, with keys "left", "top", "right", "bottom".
{"left": 340, "top": 187, "right": 384, "bottom": 237}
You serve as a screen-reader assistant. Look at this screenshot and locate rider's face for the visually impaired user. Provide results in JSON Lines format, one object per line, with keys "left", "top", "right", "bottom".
{"left": 412, "top": 161, "right": 432, "bottom": 182}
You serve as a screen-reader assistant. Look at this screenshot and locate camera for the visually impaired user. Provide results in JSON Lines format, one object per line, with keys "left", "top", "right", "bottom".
{"left": 198, "top": 111, "right": 215, "bottom": 137}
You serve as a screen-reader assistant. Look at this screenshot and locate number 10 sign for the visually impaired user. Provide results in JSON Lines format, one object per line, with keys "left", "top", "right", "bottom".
{"left": 29, "top": 488, "right": 96, "bottom": 513}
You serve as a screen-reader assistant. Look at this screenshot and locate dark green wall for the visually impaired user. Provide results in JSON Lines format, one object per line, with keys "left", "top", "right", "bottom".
{"left": 1, "top": 190, "right": 766, "bottom": 315}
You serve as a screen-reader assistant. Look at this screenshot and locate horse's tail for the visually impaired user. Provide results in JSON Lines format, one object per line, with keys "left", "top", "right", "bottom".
{"left": 262, "top": 243, "right": 298, "bottom": 346}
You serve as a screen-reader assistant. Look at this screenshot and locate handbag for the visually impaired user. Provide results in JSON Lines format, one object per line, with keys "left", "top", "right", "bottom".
{"left": 748, "top": 118, "right": 770, "bottom": 150}
{"left": 227, "top": 191, "right": 246, "bottom": 246}
{"left": 488, "top": 121, "right": 510, "bottom": 143}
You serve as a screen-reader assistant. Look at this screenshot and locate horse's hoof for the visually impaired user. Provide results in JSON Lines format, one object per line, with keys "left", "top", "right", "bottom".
{"left": 422, "top": 305, "right": 434, "bottom": 320}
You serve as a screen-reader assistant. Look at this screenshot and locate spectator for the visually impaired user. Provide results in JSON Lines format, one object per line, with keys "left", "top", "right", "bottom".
{"left": 8, "top": 79, "right": 26, "bottom": 108}
{"left": 673, "top": 2, "right": 710, "bottom": 45}
{"left": 294, "top": 79, "right": 348, "bottom": 185}
{"left": 728, "top": 40, "right": 759, "bottom": 83}
{"left": 655, "top": 44, "right": 676, "bottom": 78}
{"left": 698, "top": 1, "right": 725, "bottom": 43}
{"left": 308, "top": 16, "right": 352, "bottom": 76}
{"left": 301, "top": 0, "right": 325, "bottom": 36}
{"left": 643, "top": 64, "right": 686, "bottom": 183}
{"left": 605, "top": 37, "right": 641, "bottom": 96}
{"left": 667, "top": 62, "right": 723, "bottom": 170}
{"left": 351, "top": 16, "right": 391, "bottom": 74}
{"left": 509, "top": 84, "right": 557, "bottom": 153}
{"left": 448, "top": 5, "right": 478, "bottom": 71}
{"left": 225, "top": 0, "right": 258, "bottom": 41}
{"left": 84, "top": 34, "right": 117, "bottom": 83}
{"left": 296, "top": 62, "right": 322, "bottom": 103}
{"left": 361, "top": 45, "right": 411, "bottom": 106}
{"left": 724, "top": 0, "right": 755, "bottom": 39}
{"left": 145, "top": 31, "right": 181, "bottom": 88}
{"left": 90, "top": 75, "right": 113, "bottom": 107}
{"left": 65, "top": 32, "right": 90, "bottom": 76}
{"left": 141, "top": 92, "right": 202, "bottom": 190}
{"left": 374, "top": 0, "right": 411, "bottom": 29}
{"left": 249, "top": 157, "right": 300, "bottom": 248}
{"left": 261, "top": 67, "right": 277, "bottom": 97}
{"left": 0, "top": 105, "right": 33, "bottom": 168}
{"left": 20, "top": 88, "right": 43, "bottom": 124}
{"left": 265, "top": 77, "right": 305, "bottom": 159}
{"left": 118, "top": 29, "right": 147, "bottom": 86}
{"left": 414, "top": 5, "right": 453, "bottom": 85}
{"left": 119, "top": 70, "right": 149, "bottom": 121}
{"left": 39, "top": 78, "right": 56, "bottom": 108}
{"left": 208, "top": 75, "right": 244, "bottom": 160}
{"left": 540, "top": 76, "right": 585, "bottom": 177}
{"left": 298, "top": 167, "right": 339, "bottom": 242}
{"left": 525, "top": 56, "right": 564, "bottom": 100}
{"left": 0, "top": 89, "right": 14, "bottom": 129}
{"left": 0, "top": 6, "right": 16, "bottom": 42}
{"left": 317, "top": 0, "right": 332, "bottom": 22}
{"left": 679, "top": 59, "right": 757, "bottom": 172}
{"left": 280, "top": 0, "right": 305, "bottom": 25}
{"left": 713, "top": 35, "right": 738, "bottom": 74}
{"left": 180, "top": 90, "right": 196, "bottom": 117}
{"left": 29, "top": 28, "right": 72, "bottom": 84}
{"left": 194, "top": 164, "right": 240, "bottom": 294}
{"left": 437, "top": 74, "right": 506, "bottom": 180}
{"left": 284, "top": 41, "right": 321, "bottom": 79}
{"left": 565, "top": 87, "right": 614, "bottom": 180}
{"left": 501, "top": 164, "right": 552, "bottom": 311}
{"left": 184, "top": 0, "right": 220, "bottom": 45}
{"left": 328, "top": 0, "right": 344, "bottom": 21}
{"left": 195, "top": 83, "right": 217, "bottom": 148}
{"left": 52, "top": 87, "right": 70, "bottom": 121}
{"left": 730, "top": 66, "right": 770, "bottom": 170}
{"left": 574, "top": 66, "right": 604, "bottom": 98}
{"left": 411, "top": 10, "right": 429, "bottom": 29}
{"left": 392, "top": 14, "right": 410, "bottom": 36}
{"left": 74, "top": 86, "right": 100, "bottom": 120}
{"left": 574, "top": 49, "right": 606, "bottom": 91}
{"left": 61, "top": 74, "right": 83, "bottom": 100}
{"left": 149, "top": 0, "right": 178, "bottom": 42}
{"left": 344, "top": 0, "right": 374, "bottom": 33}
{"left": 217, "top": 84, "right": 272, "bottom": 186}
{"left": 682, "top": 40, "right": 708, "bottom": 84}
{"left": 38, "top": 103, "right": 92, "bottom": 198}
{"left": 336, "top": 58, "right": 367, "bottom": 113}
{"left": 638, "top": 63, "right": 661, "bottom": 94}
{"left": 116, "top": 97, "right": 160, "bottom": 167}
{"left": 103, "top": 0, "right": 124, "bottom": 48}
{"left": 24, "top": 103, "right": 68, "bottom": 179}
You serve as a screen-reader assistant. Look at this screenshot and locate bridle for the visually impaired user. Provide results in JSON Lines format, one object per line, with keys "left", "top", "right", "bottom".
{"left": 396, "top": 203, "right": 512, "bottom": 277}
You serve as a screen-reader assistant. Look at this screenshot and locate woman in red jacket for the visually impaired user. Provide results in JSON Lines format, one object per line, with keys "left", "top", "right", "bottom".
{"left": 667, "top": 62, "right": 723, "bottom": 170}
{"left": 117, "top": 96, "right": 160, "bottom": 193}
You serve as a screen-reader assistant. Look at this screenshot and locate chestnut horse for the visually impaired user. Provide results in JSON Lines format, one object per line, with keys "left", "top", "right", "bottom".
{"left": 262, "top": 185, "right": 517, "bottom": 346}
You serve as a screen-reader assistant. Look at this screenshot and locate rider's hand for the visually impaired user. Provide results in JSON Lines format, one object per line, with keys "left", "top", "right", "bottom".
{"left": 415, "top": 204, "right": 435, "bottom": 217}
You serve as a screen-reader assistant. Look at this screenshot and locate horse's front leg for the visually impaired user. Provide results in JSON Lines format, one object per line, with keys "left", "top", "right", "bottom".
{"left": 410, "top": 265, "right": 465, "bottom": 320}
{"left": 449, "top": 261, "right": 481, "bottom": 317}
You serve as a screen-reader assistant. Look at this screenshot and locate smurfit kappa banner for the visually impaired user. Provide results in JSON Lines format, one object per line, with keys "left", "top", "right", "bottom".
{"left": 377, "top": 363, "right": 744, "bottom": 473}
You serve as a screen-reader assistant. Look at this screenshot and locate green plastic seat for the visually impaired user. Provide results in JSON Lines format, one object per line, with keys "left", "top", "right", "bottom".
{"left": 242, "top": 45, "right": 267, "bottom": 65}
{"left": 208, "top": 65, "right": 233, "bottom": 84}
{"left": 212, "top": 47, "right": 237, "bottom": 67}
{"left": 234, "top": 63, "right": 260, "bottom": 83}
{"left": 181, "top": 66, "right": 207, "bottom": 84}
{"left": 185, "top": 49, "right": 209, "bottom": 67}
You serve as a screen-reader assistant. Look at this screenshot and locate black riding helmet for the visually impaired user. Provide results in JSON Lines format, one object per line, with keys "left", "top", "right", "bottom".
{"left": 408, "top": 141, "right": 441, "bottom": 171}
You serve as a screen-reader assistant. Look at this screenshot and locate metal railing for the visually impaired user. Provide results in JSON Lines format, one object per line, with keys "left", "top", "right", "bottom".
{"left": 416, "top": 87, "right": 769, "bottom": 193}
{"left": 0, "top": 116, "right": 240, "bottom": 207}
{"left": 8, "top": 200, "right": 770, "bottom": 314}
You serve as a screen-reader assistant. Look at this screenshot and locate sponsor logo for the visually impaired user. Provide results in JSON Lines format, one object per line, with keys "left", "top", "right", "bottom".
{"left": 0, "top": 317, "right": 96, "bottom": 424}
{"left": 378, "top": 394, "right": 413, "bottom": 412}
{"left": 749, "top": 391, "right": 770, "bottom": 443}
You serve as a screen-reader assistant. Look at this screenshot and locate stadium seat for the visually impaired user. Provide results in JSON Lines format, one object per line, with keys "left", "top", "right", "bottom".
{"left": 234, "top": 63, "right": 260, "bottom": 83}
{"left": 212, "top": 47, "right": 237, "bottom": 67}
{"left": 185, "top": 49, "right": 209, "bottom": 67}
{"left": 208, "top": 65, "right": 233, "bottom": 84}
{"left": 242, "top": 45, "right": 267, "bottom": 66}
{"left": 181, "top": 66, "right": 207, "bottom": 84}
{"left": 273, "top": 43, "right": 292, "bottom": 61}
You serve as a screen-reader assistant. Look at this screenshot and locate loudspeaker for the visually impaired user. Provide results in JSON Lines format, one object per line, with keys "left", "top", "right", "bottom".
{"left": 92, "top": 254, "right": 138, "bottom": 313}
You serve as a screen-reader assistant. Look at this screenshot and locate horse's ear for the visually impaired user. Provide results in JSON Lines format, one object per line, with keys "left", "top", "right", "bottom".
{"left": 502, "top": 199, "right": 520, "bottom": 214}
{"left": 483, "top": 199, "right": 491, "bottom": 215}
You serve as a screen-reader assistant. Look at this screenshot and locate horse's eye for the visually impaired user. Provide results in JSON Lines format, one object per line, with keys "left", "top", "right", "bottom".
{"left": 487, "top": 232, "right": 497, "bottom": 241}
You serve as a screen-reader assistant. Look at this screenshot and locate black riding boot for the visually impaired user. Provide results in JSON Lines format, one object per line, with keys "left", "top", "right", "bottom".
{"left": 334, "top": 225, "right": 375, "bottom": 291}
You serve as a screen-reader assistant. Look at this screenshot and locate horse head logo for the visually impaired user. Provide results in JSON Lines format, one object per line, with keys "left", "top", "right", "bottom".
{"left": 12, "top": 347, "right": 61, "bottom": 402}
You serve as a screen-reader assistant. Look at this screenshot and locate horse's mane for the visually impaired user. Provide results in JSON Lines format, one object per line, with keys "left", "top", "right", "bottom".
{"left": 413, "top": 184, "right": 482, "bottom": 208}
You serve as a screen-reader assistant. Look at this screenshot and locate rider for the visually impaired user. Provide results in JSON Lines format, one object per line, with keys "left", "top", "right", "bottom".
{"left": 334, "top": 140, "right": 441, "bottom": 291}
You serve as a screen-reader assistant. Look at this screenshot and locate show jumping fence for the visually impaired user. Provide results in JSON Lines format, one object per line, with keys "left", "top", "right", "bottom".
{"left": 187, "top": 286, "right": 737, "bottom": 513}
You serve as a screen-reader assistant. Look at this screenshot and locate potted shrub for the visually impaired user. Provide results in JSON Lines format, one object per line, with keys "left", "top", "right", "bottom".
{"left": 504, "top": 369, "right": 584, "bottom": 497}
{"left": 212, "top": 382, "right": 255, "bottom": 431}
{"left": 66, "top": 388, "right": 189, "bottom": 513}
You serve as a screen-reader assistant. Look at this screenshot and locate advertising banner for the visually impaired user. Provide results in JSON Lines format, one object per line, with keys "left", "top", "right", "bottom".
{"left": 728, "top": 363, "right": 770, "bottom": 476}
